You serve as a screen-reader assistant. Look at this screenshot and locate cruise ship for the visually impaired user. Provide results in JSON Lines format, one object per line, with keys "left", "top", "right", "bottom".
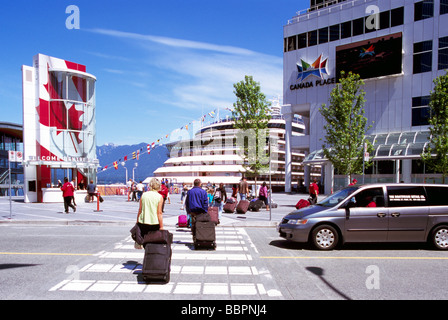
{"left": 153, "top": 106, "right": 320, "bottom": 191}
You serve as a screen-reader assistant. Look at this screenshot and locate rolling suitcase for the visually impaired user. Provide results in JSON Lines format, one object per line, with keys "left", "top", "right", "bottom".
{"left": 178, "top": 214, "right": 188, "bottom": 228}
{"left": 249, "top": 199, "right": 264, "bottom": 212}
{"left": 223, "top": 199, "right": 237, "bottom": 213}
{"left": 207, "top": 206, "right": 219, "bottom": 224}
{"left": 142, "top": 243, "right": 172, "bottom": 283}
{"left": 193, "top": 215, "right": 216, "bottom": 250}
{"left": 296, "top": 199, "right": 310, "bottom": 209}
{"left": 236, "top": 199, "right": 250, "bottom": 214}
{"left": 142, "top": 230, "right": 173, "bottom": 283}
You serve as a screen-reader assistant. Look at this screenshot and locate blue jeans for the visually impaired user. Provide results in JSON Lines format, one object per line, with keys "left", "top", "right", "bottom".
{"left": 239, "top": 193, "right": 246, "bottom": 201}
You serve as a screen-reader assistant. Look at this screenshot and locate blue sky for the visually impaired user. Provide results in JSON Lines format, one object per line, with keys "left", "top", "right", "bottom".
{"left": 0, "top": 0, "right": 308, "bottom": 146}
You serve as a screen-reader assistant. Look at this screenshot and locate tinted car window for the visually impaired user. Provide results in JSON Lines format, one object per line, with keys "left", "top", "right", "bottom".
{"left": 425, "top": 186, "right": 448, "bottom": 206}
{"left": 354, "top": 187, "right": 385, "bottom": 207}
{"left": 387, "top": 186, "right": 427, "bottom": 207}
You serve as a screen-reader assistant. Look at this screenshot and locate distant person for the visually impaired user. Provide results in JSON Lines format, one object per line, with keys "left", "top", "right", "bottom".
{"left": 77, "top": 179, "right": 85, "bottom": 190}
{"left": 259, "top": 181, "right": 269, "bottom": 211}
{"left": 239, "top": 177, "right": 249, "bottom": 201}
{"left": 126, "top": 179, "right": 133, "bottom": 201}
{"left": 70, "top": 178, "right": 77, "bottom": 207}
{"left": 61, "top": 177, "right": 76, "bottom": 214}
{"left": 180, "top": 183, "right": 189, "bottom": 210}
{"left": 136, "top": 181, "right": 145, "bottom": 200}
{"left": 309, "top": 179, "right": 319, "bottom": 205}
{"left": 207, "top": 187, "right": 214, "bottom": 205}
{"left": 87, "top": 180, "right": 96, "bottom": 203}
{"left": 158, "top": 181, "right": 169, "bottom": 212}
{"left": 214, "top": 183, "right": 227, "bottom": 219}
{"left": 231, "top": 184, "right": 238, "bottom": 199}
{"left": 349, "top": 178, "right": 358, "bottom": 186}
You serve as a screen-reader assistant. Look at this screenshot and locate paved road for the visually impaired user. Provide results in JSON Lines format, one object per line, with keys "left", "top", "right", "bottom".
{"left": 1, "top": 192, "right": 448, "bottom": 302}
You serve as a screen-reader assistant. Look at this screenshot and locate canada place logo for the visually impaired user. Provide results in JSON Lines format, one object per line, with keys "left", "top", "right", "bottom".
{"left": 296, "top": 54, "right": 329, "bottom": 82}
{"left": 359, "top": 45, "right": 376, "bottom": 58}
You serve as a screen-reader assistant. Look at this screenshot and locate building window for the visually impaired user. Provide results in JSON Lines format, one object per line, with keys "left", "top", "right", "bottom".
{"left": 318, "top": 27, "right": 328, "bottom": 44}
{"left": 379, "top": 10, "right": 390, "bottom": 29}
{"left": 413, "top": 40, "right": 433, "bottom": 74}
{"left": 391, "top": 7, "right": 404, "bottom": 27}
{"left": 352, "top": 17, "right": 364, "bottom": 36}
{"left": 442, "top": 0, "right": 448, "bottom": 15}
{"left": 412, "top": 96, "right": 431, "bottom": 126}
{"left": 439, "top": 36, "right": 448, "bottom": 70}
{"left": 414, "top": 0, "right": 434, "bottom": 21}
{"left": 329, "top": 24, "right": 340, "bottom": 42}
{"left": 341, "top": 21, "right": 352, "bottom": 39}
{"left": 308, "top": 30, "right": 318, "bottom": 46}
{"left": 285, "top": 36, "right": 296, "bottom": 52}
{"left": 298, "top": 33, "right": 307, "bottom": 49}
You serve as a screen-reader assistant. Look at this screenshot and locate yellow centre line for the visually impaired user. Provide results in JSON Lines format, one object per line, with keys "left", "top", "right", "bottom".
{"left": 260, "top": 256, "right": 448, "bottom": 260}
{"left": 0, "top": 252, "right": 94, "bottom": 257}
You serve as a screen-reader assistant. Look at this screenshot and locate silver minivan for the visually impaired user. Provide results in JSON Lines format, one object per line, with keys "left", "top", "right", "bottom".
{"left": 278, "top": 183, "right": 448, "bottom": 250}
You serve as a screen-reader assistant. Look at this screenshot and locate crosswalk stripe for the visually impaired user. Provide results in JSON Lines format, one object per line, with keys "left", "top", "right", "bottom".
{"left": 48, "top": 227, "right": 283, "bottom": 298}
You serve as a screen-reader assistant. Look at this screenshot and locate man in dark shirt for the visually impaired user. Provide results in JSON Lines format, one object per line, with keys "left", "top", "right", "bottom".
{"left": 185, "top": 179, "right": 208, "bottom": 229}
{"left": 185, "top": 179, "right": 208, "bottom": 214}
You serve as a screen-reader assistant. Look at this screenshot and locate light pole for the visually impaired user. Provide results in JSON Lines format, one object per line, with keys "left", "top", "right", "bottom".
{"left": 121, "top": 162, "right": 128, "bottom": 184}
{"left": 133, "top": 162, "right": 138, "bottom": 182}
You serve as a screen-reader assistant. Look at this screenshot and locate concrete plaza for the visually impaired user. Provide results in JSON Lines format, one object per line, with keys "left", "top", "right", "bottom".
{"left": 0, "top": 191, "right": 319, "bottom": 226}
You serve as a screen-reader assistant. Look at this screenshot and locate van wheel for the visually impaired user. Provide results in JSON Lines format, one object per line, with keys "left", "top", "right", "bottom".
{"left": 311, "top": 225, "right": 339, "bottom": 250}
{"left": 431, "top": 226, "right": 448, "bottom": 250}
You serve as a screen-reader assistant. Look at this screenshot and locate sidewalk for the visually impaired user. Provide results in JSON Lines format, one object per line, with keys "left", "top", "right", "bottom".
{"left": 0, "top": 192, "right": 321, "bottom": 227}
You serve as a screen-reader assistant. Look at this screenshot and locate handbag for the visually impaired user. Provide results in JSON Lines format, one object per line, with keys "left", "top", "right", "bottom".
{"left": 130, "top": 223, "right": 144, "bottom": 245}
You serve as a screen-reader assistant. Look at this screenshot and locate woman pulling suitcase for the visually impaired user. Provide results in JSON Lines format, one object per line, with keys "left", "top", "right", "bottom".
{"left": 131, "top": 178, "right": 172, "bottom": 284}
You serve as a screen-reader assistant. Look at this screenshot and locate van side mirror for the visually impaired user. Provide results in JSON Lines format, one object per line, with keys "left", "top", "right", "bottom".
{"left": 344, "top": 198, "right": 356, "bottom": 219}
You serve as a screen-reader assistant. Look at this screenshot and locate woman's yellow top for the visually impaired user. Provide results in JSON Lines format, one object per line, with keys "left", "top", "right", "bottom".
{"left": 138, "top": 191, "right": 162, "bottom": 225}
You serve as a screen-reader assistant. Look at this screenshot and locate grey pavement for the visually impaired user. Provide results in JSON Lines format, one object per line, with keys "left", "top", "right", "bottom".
{"left": 0, "top": 192, "right": 321, "bottom": 226}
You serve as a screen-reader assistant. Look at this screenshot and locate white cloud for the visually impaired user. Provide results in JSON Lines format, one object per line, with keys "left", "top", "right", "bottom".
{"left": 88, "top": 28, "right": 283, "bottom": 112}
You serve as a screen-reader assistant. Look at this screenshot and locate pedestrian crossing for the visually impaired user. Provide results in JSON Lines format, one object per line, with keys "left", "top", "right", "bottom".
{"left": 49, "top": 226, "right": 283, "bottom": 299}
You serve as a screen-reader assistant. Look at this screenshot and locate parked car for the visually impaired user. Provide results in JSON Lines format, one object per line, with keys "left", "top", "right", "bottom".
{"left": 278, "top": 183, "right": 448, "bottom": 250}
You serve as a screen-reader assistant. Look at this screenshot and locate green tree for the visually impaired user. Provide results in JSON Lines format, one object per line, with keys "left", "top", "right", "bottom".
{"left": 232, "top": 75, "right": 272, "bottom": 188}
{"left": 319, "top": 71, "right": 374, "bottom": 185}
{"left": 421, "top": 71, "right": 448, "bottom": 183}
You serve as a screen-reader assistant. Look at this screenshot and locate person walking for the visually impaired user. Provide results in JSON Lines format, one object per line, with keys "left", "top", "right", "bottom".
{"left": 214, "top": 183, "right": 227, "bottom": 219}
{"left": 87, "top": 180, "right": 96, "bottom": 203}
{"left": 185, "top": 179, "right": 208, "bottom": 230}
{"left": 259, "top": 181, "right": 270, "bottom": 211}
{"left": 61, "top": 177, "right": 76, "bottom": 214}
{"left": 136, "top": 181, "right": 144, "bottom": 200}
{"left": 158, "top": 181, "right": 169, "bottom": 212}
{"left": 70, "top": 178, "right": 77, "bottom": 207}
{"left": 238, "top": 177, "right": 249, "bottom": 201}
{"left": 309, "top": 179, "right": 319, "bottom": 205}
{"left": 180, "top": 183, "right": 189, "bottom": 210}
{"left": 134, "top": 178, "right": 164, "bottom": 249}
{"left": 126, "top": 178, "right": 133, "bottom": 201}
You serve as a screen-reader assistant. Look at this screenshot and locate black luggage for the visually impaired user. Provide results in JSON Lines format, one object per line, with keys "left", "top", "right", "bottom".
{"left": 141, "top": 230, "right": 173, "bottom": 283}
{"left": 193, "top": 220, "right": 216, "bottom": 250}
{"left": 249, "top": 199, "right": 264, "bottom": 212}
{"left": 236, "top": 199, "right": 250, "bottom": 214}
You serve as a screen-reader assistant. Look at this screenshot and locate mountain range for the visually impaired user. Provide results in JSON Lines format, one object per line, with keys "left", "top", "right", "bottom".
{"left": 96, "top": 143, "right": 169, "bottom": 185}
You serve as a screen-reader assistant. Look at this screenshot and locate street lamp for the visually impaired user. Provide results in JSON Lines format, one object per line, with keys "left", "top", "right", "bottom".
{"left": 133, "top": 162, "right": 138, "bottom": 181}
{"left": 121, "top": 162, "right": 128, "bottom": 184}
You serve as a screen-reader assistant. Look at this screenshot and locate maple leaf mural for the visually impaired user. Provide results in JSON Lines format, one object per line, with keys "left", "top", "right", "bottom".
{"left": 37, "top": 66, "right": 85, "bottom": 148}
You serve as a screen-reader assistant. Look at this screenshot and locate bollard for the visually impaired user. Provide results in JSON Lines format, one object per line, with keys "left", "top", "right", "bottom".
{"left": 94, "top": 192, "right": 103, "bottom": 212}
